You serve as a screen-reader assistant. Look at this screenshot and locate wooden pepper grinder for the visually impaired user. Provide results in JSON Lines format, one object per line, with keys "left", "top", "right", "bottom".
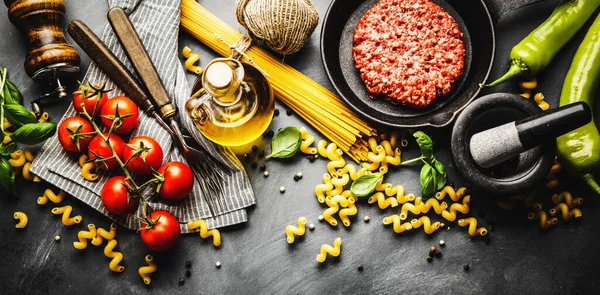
{"left": 4, "top": 0, "right": 80, "bottom": 113}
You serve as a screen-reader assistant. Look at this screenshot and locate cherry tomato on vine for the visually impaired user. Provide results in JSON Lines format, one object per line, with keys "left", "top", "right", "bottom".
{"left": 101, "top": 176, "right": 139, "bottom": 215}
{"left": 57, "top": 116, "right": 94, "bottom": 153}
{"left": 88, "top": 132, "right": 125, "bottom": 171}
{"left": 100, "top": 96, "right": 139, "bottom": 134}
{"left": 140, "top": 210, "right": 181, "bottom": 252}
{"left": 73, "top": 84, "right": 108, "bottom": 117}
{"left": 123, "top": 136, "right": 164, "bottom": 176}
{"left": 156, "top": 161, "right": 194, "bottom": 201}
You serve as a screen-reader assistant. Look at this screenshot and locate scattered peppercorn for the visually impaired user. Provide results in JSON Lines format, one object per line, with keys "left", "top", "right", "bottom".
{"left": 243, "top": 153, "right": 249, "bottom": 160}
{"left": 286, "top": 109, "right": 292, "bottom": 116}
{"left": 185, "top": 270, "right": 191, "bottom": 277}
{"left": 358, "top": 265, "right": 364, "bottom": 271}
{"left": 439, "top": 240, "right": 445, "bottom": 246}
{"left": 263, "top": 171, "right": 269, "bottom": 177}
{"left": 293, "top": 175, "right": 300, "bottom": 181}
{"left": 274, "top": 108, "right": 280, "bottom": 116}
{"left": 363, "top": 216, "right": 370, "bottom": 222}
{"left": 252, "top": 145, "right": 258, "bottom": 152}
{"left": 259, "top": 164, "right": 266, "bottom": 171}
{"left": 426, "top": 256, "right": 433, "bottom": 262}
{"left": 309, "top": 224, "right": 315, "bottom": 230}
{"left": 318, "top": 215, "right": 324, "bottom": 221}
{"left": 463, "top": 263, "right": 470, "bottom": 270}
{"left": 429, "top": 246, "right": 436, "bottom": 253}
{"left": 447, "top": 226, "right": 451, "bottom": 231}
{"left": 296, "top": 172, "right": 303, "bottom": 178}
{"left": 434, "top": 249, "right": 442, "bottom": 258}
{"left": 251, "top": 162, "right": 257, "bottom": 168}
{"left": 216, "top": 261, "right": 222, "bottom": 268}
{"left": 258, "top": 150, "right": 265, "bottom": 158}
{"left": 54, "top": 235, "right": 61, "bottom": 241}
{"left": 263, "top": 130, "right": 274, "bottom": 138}
{"left": 185, "top": 261, "right": 192, "bottom": 268}
{"left": 279, "top": 186, "right": 286, "bottom": 193}
{"left": 179, "top": 277, "right": 185, "bottom": 285}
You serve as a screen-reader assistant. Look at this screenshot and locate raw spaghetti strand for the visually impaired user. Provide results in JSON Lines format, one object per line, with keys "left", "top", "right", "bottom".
{"left": 180, "top": 0, "right": 376, "bottom": 161}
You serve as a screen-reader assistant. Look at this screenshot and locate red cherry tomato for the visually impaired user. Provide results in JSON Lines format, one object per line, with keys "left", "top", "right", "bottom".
{"left": 100, "top": 96, "right": 139, "bottom": 134}
{"left": 57, "top": 116, "right": 94, "bottom": 153}
{"left": 101, "top": 176, "right": 139, "bottom": 215}
{"left": 87, "top": 132, "right": 125, "bottom": 171}
{"left": 140, "top": 210, "right": 181, "bottom": 252}
{"left": 123, "top": 136, "right": 164, "bottom": 176}
{"left": 73, "top": 84, "right": 108, "bottom": 117}
{"left": 156, "top": 162, "right": 194, "bottom": 201}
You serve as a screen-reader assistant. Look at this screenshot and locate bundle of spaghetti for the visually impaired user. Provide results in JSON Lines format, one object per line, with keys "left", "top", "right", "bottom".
{"left": 180, "top": 0, "right": 377, "bottom": 161}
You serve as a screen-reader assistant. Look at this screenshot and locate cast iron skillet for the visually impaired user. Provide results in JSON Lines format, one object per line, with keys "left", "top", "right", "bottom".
{"left": 321, "top": 0, "right": 546, "bottom": 128}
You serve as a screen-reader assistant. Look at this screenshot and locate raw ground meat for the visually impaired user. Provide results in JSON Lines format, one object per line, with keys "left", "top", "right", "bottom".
{"left": 353, "top": 0, "right": 465, "bottom": 108}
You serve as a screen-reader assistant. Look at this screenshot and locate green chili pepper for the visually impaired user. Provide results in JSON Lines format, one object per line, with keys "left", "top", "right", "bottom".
{"left": 557, "top": 13, "right": 600, "bottom": 195}
{"left": 482, "top": 0, "right": 600, "bottom": 87}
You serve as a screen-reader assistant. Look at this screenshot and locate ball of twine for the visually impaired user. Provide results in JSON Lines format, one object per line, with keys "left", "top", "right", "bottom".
{"left": 236, "top": 0, "right": 319, "bottom": 56}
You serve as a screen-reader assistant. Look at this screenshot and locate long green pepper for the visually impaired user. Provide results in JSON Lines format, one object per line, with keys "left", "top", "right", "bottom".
{"left": 483, "top": 0, "right": 600, "bottom": 87}
{"left": 557, "top": 12, "right": 600, "bottom": 195}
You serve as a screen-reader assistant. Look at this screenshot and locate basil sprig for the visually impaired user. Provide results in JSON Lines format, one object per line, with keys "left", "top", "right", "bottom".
{"left": 402, "top": 131, "right": 447, "bottom": 198}
{"left": 350, "top": 173, "right": 383, "bottom": 197}
{"left": 11, "top": 122, "right": 57, "bottom": 145}
{"left": 0, "top": 156, "right": 16, "bottom": 195}
{"left": 266, "top": 126, "right": 302, "bottom": 159}
{"left": 4, "top": 103, "right": 38, "bottom": 127}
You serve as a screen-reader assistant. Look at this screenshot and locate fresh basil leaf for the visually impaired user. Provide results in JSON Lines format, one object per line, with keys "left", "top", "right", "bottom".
{"left": 350, "top": 173, "right": 383, "bottom": 197}
{"left": 4, "top": 79, "right": 22, "bottom": 105}
{"left": 11, "top": 122, "right": 57, "bottom": 145}
{"left": 0, "top": 156, "right": 16, "bottom": 196}
{"left": 420, "top": 162, "right": 437, "bottom": 198}
{"left": 0, "top": 142, "right": 17, "bottom": 156}
{"left": 266, "top": 126, "right": 302, "bottom": 159}
{"left": 433, "top": 158, "right": 447, "bottom": 191}
{"left": 3, "top": 103, "right": 37, "bottom": 127}
{"left": 413, "top": 131, "right": 433, "bottom": 161}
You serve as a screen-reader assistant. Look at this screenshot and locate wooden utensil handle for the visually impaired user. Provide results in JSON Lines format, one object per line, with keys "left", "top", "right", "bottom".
{"left": 67, "top": 20, "right": 155, "bottom": 114}
{"left": 5, "top": 0, "right": 80, "bottom": 78}
{"left": 107, "top": 7, "right": 176, "bottom": 120}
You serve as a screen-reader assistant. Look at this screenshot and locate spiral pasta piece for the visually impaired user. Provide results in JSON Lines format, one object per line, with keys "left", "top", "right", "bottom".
{"left": 314, "top": 174, "right": 333, "bottom": 203}
{"left": 519, "top": 77, "right": 537, "bottom": 89}
{"left": 435, "top": 186, "right": 467, "bottom": 202}
{"left": 519, "top": 89, "right": 531, "bottom": 99}
{"left": 81, "top": 162, "right": 99, "bottom": 181}
{"left": 549, "top": 203, "right": 583, "bottom": 221}
{"left": 329, "top": 174, "right": 349, "bottom": 196}
{"left": 523, "top": 193, "right": 542, "bottom": 211}
{"left": 381, "top": 184, "right": 414, "bottom": 204}
{"left": 299, "top": 127, "right": 317, "bottom": 155}
{"left": 285, "top": 217, "right": 307, "bottom": 244}
{"left": 14, "top": 212, "right": 28, "bottom": 228}
{"left": 187, "top": 219, "right": 222, "bottom": 247}
{"left": 182, "top": 46, "right": 203, "bottom": 74}
{"left": 551, "top": 191, "right": 583, "bottom": 209}
{"left": 23, "top": 148, "right": 35, "bottom": 162}
{"left": 74, "top": 224, "right": 97, "bottom": 250}
{"left": 339, "top": 198, "right": 357, "bottom": 227}
{"left": 317, "top": 140, "right": 342, "bottom": 161}
{"left": 51, "top": 205, "right": 82, "bottom": 226}
{"left": 104, "top": 239, "right": 125, "bottom": 272}
{"left": 399, "top": 202, "right": 422, "bottom": 220}
{"left": 323, "top": 195, "right": 349, "bottom": 227}
{"left": 21, "top": 162, "right": 37, "bottom": 181}
{"left": 417, "top": 197, "right": 448, "bottom": 215}
{"left": 441, "top": 195, "right": 470, "bottom": 222}
{"left": 368, "top": 192, "right": 398, "bottom": 209}
{"left": 410, "top": 216, "right": 442, "bottom": 234}
{"left": 38, "top": 112, "right": 49, "bottom": 123}
{"left": 528, "top": 211, "right": 557, "bottom": 229}
{"left": 545, "top": 160, "right": 561, "bottom": 189}
{"left": 457, "top": 217, "right": 488, "bottom": 236}
{"left": 327, "top": 157, "right": 346, "bottom": 175}
{"left": 316, "top": 238, "right": 342, "bottom": 263}
{"left": 533, "top": 93, "right": 550, "bottom": 111}
{"left": 383, "top": 214, "right": 413, "bottom": 234}
{"left": 385, "top": 148, "right": 401, "bottom": 166}
{"left": 38, "top": 189, "right": 65, "bottom": 205}
{"left": 8, "top": 150, "right": 26, "bottom": 167}
{"left": 92, "top": 223, "right": 118, "bottom": 246}
{"left": 139, "top": 255, "right": 157, "bottom": 285}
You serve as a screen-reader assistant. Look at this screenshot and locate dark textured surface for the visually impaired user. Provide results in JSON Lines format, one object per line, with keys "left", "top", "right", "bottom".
{"left": 1, "top": 0, "right": 600, "bottom": 294}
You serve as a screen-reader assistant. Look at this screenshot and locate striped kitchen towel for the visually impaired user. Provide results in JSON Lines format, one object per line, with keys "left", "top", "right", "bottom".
{"left": 30, "top": 0, "right": 255, "bottom": 233}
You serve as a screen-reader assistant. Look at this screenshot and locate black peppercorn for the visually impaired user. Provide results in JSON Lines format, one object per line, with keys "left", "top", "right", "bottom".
{"left": 286, "top": 109, "right": 292, "bottom": 116}
{"left": 185, "top": 270, "right": 191, "bottom": 277}
{"left": 358, "top": 265, "right": 364, "bottom": 271}
{"left": 251, "top": 162, "right": 257, "bottom": 168}
{"left": 179, "top": 277, "right": 185, "bottom": 285}
{"left": 426, "top": 256, "right": 433, "bottom": 262}
{"left": 185, "top": 261, "right": 191, "bottom": 268}
{"left": 463, "top": 263, "right": 469, "bottom": 270}
{"left": 258, "top": 150, "right": 265, "bottom": 158}
{"left": 274, "top": 108, "right": 279, "bottom": 116}
{"left": 252, "top": 145, "right": 258, "bottom": 152}
{"left": 294, "top": 175, "right": 300, "bottom": 181}
{"left": 434, "top": 249, "right": 442, "bottom": 258}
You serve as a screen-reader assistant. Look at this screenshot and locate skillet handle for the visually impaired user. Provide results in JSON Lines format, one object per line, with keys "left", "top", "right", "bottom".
{"left": 486, "top": 0, "right": 548, "bottom": 22}
{"left": 67, "top": 20, "right": 155, "bottom": 114}
{"left": 107, "top": 7, "right": 176, "bottom": 120}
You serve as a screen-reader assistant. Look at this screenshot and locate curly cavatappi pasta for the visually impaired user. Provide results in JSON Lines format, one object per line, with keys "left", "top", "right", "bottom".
{"left": 416, "top": 197, "right": 448, "bottom": 215}
{"left": 519, "top": 77, "right": 537, "bottom": 90}
{"left": 328, "top": 173, "right": 349, "bottom": 196}
{"left": 339, "top": 198, "right": 357, "bottom": 227}
{"left": 38, "top": 189, "right": 65, "bottom": 205}
{"left": 336, "top": 163, "right": 366, "bottom": 181}
{"left": 139, "top": 255, "right": 157, "bottom": 285}
{"left": 533, "top": 93, "right": 550, "bottom": 111}
{"left": 187, "top": 219, "right": 221, "bottom": 247}
{"left": 78, "top": 154, "right": 99, "bottom": 181}
{"left": 24, "top": 148, "right": 35, "bottom": 162}
{"left": 435, "top": 186, "right": 467, "bottom": 202}
{"left": 14, "top": 212, "right": 28, "bottom": 228}
{"left": 285, "top": 217, "right": 307, "bottom": 244}
{"left": 399, "top": 202, "right": 422, "bottom": 220}
{"left": 383, "top": 214, "right": 413, "bottom": 234}
{"left": 323, "top": 195, "right": 349, "bottom": 227}
{"left": 104, "top": 239, "right": 125, "bottom": 272}
{"left": 8, "top": 150, "right": 26, "bottom": 167}
{"left": 92, "top": 223, "right": 118, "bottom": 246}
{"left": 21, "top": 162, "right": 41, "bottom": 182}
{"left": 551, "top": 191, "right": 583, "bottom": 209}
{"left": 182, "top": 46, "right": 203, "bottom": 75}
{"left": 314, "top": 174, "right": 333, "bottom": 204}
{"left": 327, "top": 156, "right": 346, "bottom": 175}
{"left": 519, "top": 89, "right": 532, "bottom": 99}
{"left": 523, "top": 192, "right": 543, "bottom": 211}
{"left": 299, "top": 127, "right": 317, "bottom": 155}
{"left": 38, "top": 112, "right": 49, "bottom": 123}
{"left": 381, "top": 184, "right": 415, "bottom": 204}
{"left": 528, "top": 211, "right": 557, "bottom": 229}
{"left": 410, "top": 216, "right": 443, "bottom": 234}
{"left": 546, "top": 159, "right": 561, "bottom": 189}
{"left": 74, "top": 224, "right": 97, "bottom": 250}
{"left": 441, "top": 194, "right": 470, "bottom": 222}
{"left": 51, "top": 205, "right": 82, "bottom": 226}
{"left": 317, "top": 140, "right": 342, "bottom": 161}
{"left": 368, "top": 192, "right": 398, "bottom": 209}
{"left": 550, "top": 203, "right": 582, "bottom": 221}
{"left": 457, "top": 218, "right": 487, "bottom": 236}
{"left": 316, "top": 237, "right": 342, "bottom": 263}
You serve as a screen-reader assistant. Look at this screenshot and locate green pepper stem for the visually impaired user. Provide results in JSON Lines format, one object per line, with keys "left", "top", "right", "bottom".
{"left": 583, "top": 173, "right": 600, "bottom": 196}
{"left": 480, "top": 60, "right": 528, "bottom": 88}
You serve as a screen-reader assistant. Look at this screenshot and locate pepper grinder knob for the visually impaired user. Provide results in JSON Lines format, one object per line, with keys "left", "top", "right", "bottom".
{"left": 470, "top": 102, "right": 592, "bottom": 168}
